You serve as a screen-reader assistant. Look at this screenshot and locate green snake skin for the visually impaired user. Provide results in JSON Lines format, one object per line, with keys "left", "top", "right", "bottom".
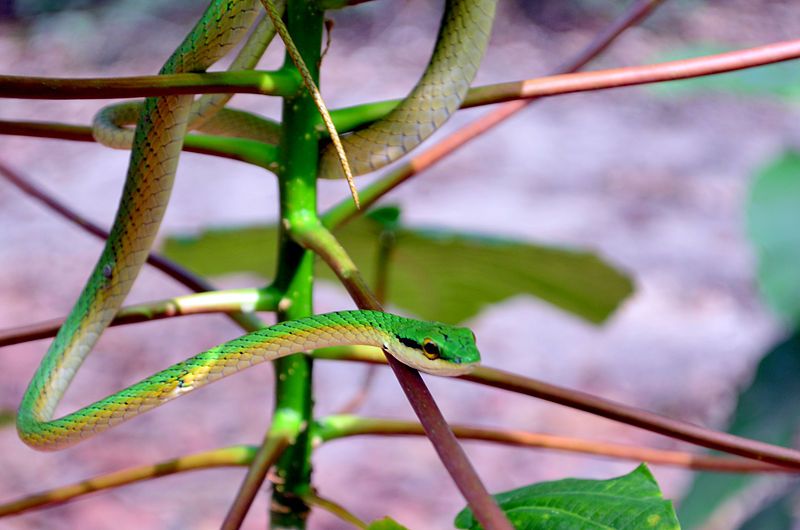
{"left": 18, "top": 0, "right": 260, "bottom": 450}
{"left": 20, "top": 310, "right": 479, "bottom": 451}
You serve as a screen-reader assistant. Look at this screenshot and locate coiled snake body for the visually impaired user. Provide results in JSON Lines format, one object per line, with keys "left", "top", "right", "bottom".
{"left": 17, "top": 0, "right": 495, "bottom": 451}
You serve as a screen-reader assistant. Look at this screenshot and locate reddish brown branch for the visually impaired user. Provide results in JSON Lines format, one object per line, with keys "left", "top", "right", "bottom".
{"left": 468, "top": 366, "right": 800, "bottom": 470}
{"left": 320, "top": 416, "right": 792, "bottom": 473}
{"left": 466, "top": 38, "right": 800, "bottom": 107}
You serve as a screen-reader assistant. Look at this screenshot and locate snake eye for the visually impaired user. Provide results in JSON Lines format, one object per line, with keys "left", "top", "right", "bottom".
{"left": 422, "top": 338, "right": 440, "bottom": 360}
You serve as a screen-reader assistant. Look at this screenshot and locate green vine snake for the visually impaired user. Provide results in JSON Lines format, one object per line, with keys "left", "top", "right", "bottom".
{"left": 17, "top": 0, "right": 495, "bottom": 451}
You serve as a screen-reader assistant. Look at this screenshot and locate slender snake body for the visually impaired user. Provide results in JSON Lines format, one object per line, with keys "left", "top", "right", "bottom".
{"left": 17, "top": 0, "right": 494, "bottom": 451}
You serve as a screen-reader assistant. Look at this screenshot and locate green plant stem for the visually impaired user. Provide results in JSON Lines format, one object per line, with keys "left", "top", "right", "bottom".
{"left": 0, "top": 121, "right": 278, "bottom": 169}
{"left": 289, "top": 221, "right": 512, "bottom": 530}
{"left": 226, "top": 3, "right": 327, "bottom": 528}
{"left": 301, "top": 493, "right": 368, "bottom": 529}
{"left": 333, "top": 224, "right": 393, "bottom": 414}
{"left": 0, "top": 287, "right": 279, "bottom": 347}
{"left": 0, "top": 70, "right": 300, "bottom": 99}
{"left": 221, "top": 428, "right": 296, "bottom": 530}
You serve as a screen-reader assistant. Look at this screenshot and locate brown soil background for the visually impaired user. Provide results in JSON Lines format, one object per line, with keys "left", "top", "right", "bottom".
{"left": 2, "top": 1, "right": 800, "bottom": 528}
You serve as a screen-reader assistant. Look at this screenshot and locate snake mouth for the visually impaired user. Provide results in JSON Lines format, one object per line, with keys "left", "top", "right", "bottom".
{"left": 399, "top": 356, "right": 478, "bottom": 377}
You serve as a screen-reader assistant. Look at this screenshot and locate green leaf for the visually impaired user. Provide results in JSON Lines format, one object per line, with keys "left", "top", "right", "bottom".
{"left": 162, "top": 207, "right": 633, "bottom": 324}
{"left": 455, "top": 464, "right": 679, "bottom": 530}
{"left": 677, "top": 333, "right": 800, "bottom": 528}
{"left": 366, "top": 517, "right": 409, "bottom": 530}
{"left": 746, "top": 151, "right": 800, "bottom": 324}
{"left": 649, "top": 44, "right": 800, "bottom": 102}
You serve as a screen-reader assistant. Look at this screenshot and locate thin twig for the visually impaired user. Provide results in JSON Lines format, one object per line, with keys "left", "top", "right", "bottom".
{"left": 0, "top": 288, "right": 279, "bottom": 348}
{"left": 317, "top": 416, "right": 793, "bottom": 473}
{"left": 0, "top": 445, "right": 257, "bottom": 517}
{"left": 260, "top": 0, "right": 359, "bottom": 208}
{"left": 8, "top": 37, "right": 800, "bottom": 186}
{"left": 221, "top": 430, "right": 294, "bottom": 529}
{"left": 465, "top": 37, "right": 800, "bottom": 106}
{"left": 467, "top": 366, "right": 800, "bottom": 470}
{"left": 302, "top": 492, "right": 368, "bottom": 529}
{"left": 334, "top": 224, "right": 394, "bottom": 414}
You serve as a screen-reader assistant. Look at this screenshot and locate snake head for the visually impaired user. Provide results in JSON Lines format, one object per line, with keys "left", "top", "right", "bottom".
{"left": 389, "top": 319, "right": 480, "bottom": 376}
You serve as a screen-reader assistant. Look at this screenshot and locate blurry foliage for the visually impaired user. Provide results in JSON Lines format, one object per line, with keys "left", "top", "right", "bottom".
{"left": 739, "top": 493, "right": 796, "bottom": 530}
{"left": 9, "top": 0, "right": 108, "bottom": 17}
{"left": 677, "top": 151, "right": 800, "bottom": 528}
{"left": 162, "top": 206, "right": 634, "bottom": 325}
{"left": 678, "top": 333, "right": 800, "bottom": 528}
{"left": 456, "top": 465, "right": 679, "bottom": 529}
{"left": 747, "top": 151, "right": 800, "bottom": 325}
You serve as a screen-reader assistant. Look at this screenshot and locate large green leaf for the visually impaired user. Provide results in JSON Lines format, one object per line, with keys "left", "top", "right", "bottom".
{"left": 650, "top": 44, "right": 800, "bottom": 102}
{"left": 746, "top": 151, "right": 800, "bottom": 324}
{"left": 455, "top": 464, "right": 679, "bottom": 529}
{"left": 162, "top": 208, "right": 633, "bottom": 324}
{"left": 678, "top": 333, "right": 800, "bottom": 528}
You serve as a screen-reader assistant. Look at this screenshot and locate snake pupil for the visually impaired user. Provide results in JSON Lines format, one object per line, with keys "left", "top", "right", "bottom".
{"left": 422, "top": 339, "right": 440, "bottom": 360}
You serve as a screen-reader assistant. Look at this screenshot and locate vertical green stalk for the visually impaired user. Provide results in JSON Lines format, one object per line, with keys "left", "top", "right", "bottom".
{"left": 268, "top": 1, "right": 324, "bottom": 527}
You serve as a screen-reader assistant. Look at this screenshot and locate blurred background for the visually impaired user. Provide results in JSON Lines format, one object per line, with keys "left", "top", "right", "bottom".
{"left": 2, "top": 0, "right": 800, "bottom": 528}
